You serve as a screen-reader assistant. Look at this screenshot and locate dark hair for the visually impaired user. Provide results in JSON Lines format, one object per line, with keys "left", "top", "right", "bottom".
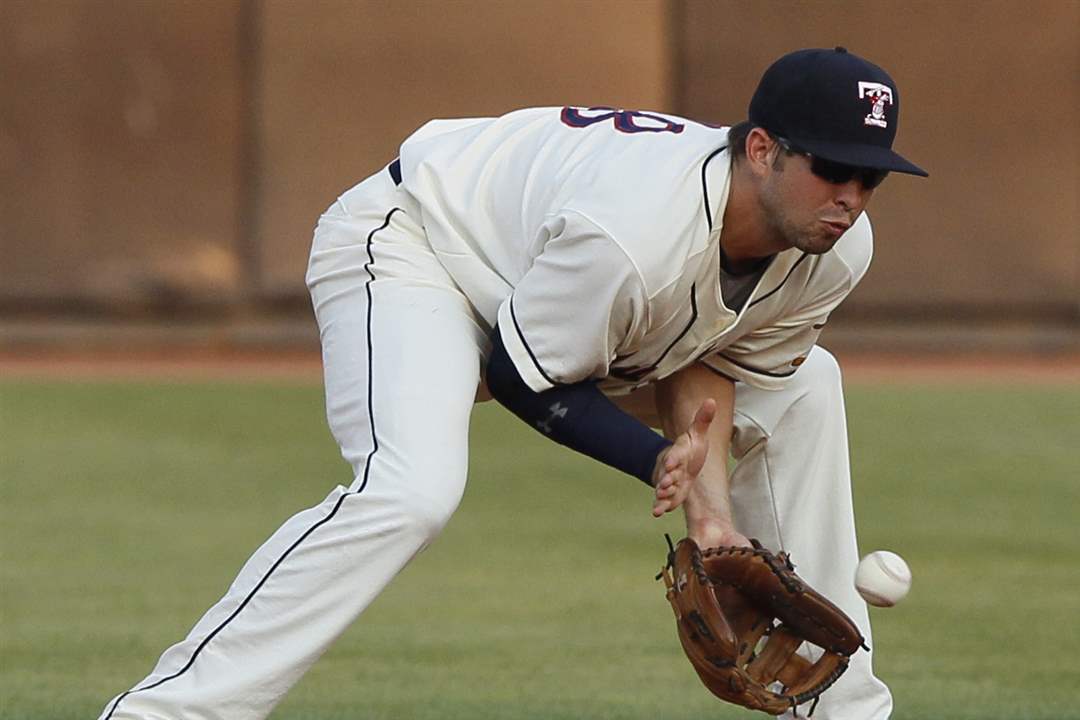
{"left": 727, "top": 120, "right": 754, "bottom": 162}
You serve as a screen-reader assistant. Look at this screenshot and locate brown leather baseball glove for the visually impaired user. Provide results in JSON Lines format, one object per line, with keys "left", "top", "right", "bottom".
{"left": 658, "top": 537, "right": 866, "bottom": 717}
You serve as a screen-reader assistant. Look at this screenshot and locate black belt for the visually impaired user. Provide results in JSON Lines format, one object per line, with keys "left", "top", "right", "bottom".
{"left": 388, "top": 158, "right": 402, "bottom": 185}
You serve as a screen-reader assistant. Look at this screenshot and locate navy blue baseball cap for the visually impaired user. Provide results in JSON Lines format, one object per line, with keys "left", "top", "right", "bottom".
{"left": 749, "top": 47, "right": 927, "bottom": 177}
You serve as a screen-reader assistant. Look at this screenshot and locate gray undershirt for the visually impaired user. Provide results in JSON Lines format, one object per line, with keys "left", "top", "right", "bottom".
{"left": 720, "top": 263, "right": 769, "bottom": 313}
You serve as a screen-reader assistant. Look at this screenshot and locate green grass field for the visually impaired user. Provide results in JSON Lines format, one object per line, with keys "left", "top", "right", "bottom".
{"left": 2, "top": 377, "right": 1078, "bottom": 719}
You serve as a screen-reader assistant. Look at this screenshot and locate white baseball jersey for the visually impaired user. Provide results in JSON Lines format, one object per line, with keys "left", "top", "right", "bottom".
{"left": 399, "top": 106, "right": 872, "bottom": 392}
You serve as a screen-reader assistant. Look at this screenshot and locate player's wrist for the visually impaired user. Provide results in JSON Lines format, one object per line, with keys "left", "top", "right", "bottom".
{"left": 685, "top": 518, "right": 748, "bottom": 548}
{"left": 649, "top": 445, "right": 670, "bottom": 487}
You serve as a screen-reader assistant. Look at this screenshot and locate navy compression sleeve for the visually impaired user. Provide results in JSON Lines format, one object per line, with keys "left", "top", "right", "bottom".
{"left": 485, "top": 328, "right": 672, "bottom": 485}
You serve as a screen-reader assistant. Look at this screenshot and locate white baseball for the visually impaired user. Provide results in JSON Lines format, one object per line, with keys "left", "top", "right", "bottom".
{"left": 854, "top": 551, "right": 912, "bottom": 607}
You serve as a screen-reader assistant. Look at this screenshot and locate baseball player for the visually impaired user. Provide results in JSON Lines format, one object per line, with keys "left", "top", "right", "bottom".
{"left": 99, "top": 47, "right": 925, "bottom": 719}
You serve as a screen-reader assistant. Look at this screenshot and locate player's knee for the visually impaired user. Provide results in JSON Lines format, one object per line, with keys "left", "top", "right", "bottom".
{"left": 388, "top": 455, "right": 467, "bottom": 539}
{"left": 793, "top": 348, "right": 843, "bottom": 404}
{"left": 400, "top": 484, "right": 464, "bottom": 539}
{"left": 802, "top": 346, "right": 842, "bottom": 381}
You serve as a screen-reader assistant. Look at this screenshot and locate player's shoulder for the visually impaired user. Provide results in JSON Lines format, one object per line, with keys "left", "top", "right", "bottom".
{"left": 790, "top": 213, "right": 874, "bottom": 300}
{"left": 830, "top": 211, "right": 874, "bottom": 284}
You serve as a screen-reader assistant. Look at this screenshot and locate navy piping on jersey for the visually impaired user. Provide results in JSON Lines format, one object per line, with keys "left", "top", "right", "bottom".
{"left": 700, "top": 363, "right": 738, "bottom": 383}
{"left": 712, "top": 352, "right": 799, "bottom": 379}
{"left": 611, "top": 283, "right": 699, "bottom": 382}
{"left": 508, "top": 294, "right": 563, "bottom": 387}
{"left": 654, "top": 283, "right": 699, "bottom": 368}
{"left": 748, "top": 253, "right": 810, "bottom": 309}
{"left": 102, "top": 208, "right": 402, "bottom": 718}
{"left": 700, "top": 144, "right": 728, "bottom": 231}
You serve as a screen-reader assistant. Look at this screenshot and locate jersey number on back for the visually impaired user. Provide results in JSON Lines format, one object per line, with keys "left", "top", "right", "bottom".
{"left": 561, "top": 106, "right": 685, "bottom": 134}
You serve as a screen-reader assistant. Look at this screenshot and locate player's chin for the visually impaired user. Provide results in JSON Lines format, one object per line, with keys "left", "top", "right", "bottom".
{"left": 793, "top": 231, "right": 842, "bottom": 255}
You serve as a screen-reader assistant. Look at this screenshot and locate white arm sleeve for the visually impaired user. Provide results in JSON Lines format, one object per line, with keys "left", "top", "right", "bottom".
{"left": 496, "top": 212, "right": 649, "bottom": 392}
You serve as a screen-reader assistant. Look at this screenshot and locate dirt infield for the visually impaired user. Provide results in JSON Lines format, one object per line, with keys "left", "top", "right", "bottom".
{"left": 1, "top": 349, "right": 1077, "bottom": 384}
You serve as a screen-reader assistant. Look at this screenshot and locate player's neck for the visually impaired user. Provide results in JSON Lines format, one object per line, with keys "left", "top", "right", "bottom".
{"left": 719, "top": 165, "right": 784, "bottom": 271}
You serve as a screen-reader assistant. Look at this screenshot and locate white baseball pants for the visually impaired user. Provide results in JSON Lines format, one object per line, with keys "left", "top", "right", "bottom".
{"left": 731, "top": 346, "right": 892, "bottom": 720}
{"left": 98, "top": 168, "right": 890, "bottom": 719}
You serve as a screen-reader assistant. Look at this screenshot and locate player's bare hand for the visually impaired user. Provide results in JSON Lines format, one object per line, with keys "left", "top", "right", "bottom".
{"left": 651, "top": 398, "right": 716, "bottom": 517}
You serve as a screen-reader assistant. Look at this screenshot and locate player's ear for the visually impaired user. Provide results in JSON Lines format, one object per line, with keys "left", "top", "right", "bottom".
{"left": 744, "top": 128, "right": 776, "bottom": 178}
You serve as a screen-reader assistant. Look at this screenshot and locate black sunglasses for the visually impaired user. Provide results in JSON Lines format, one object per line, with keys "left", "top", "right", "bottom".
{"left": 774, "top": 136, "right": 889, "bottom": 190}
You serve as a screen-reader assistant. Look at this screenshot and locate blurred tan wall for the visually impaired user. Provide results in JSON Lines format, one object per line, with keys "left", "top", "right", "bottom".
{"left": 1, "top": 0, "right": 670, "bottom": 307}
{"left": 1, "top": 0, "right": 1076, "bottom": 341}
{"left": 257, "top": 0, "right": 671, "bottom": 294}
{"left": 1, "top": 0, "right": 245, "bottom": 308}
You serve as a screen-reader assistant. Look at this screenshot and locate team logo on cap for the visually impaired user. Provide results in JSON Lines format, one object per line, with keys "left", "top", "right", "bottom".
{"left": 858, "top": 82, "right": 893, "bottom": 128}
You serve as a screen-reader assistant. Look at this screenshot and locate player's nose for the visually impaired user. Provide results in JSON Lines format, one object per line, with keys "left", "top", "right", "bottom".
{"left": 834, "top": 179, "right": 871, "bottom": 211}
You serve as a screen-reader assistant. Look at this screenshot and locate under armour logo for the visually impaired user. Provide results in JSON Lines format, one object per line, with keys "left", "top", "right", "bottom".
{"left": 536, "top": 402, "right": 568, "bottom": 434}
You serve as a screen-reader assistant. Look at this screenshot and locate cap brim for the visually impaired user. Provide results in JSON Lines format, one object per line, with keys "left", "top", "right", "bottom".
{"left": 791, "top": 137, "right": 929, "bottom": 177}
